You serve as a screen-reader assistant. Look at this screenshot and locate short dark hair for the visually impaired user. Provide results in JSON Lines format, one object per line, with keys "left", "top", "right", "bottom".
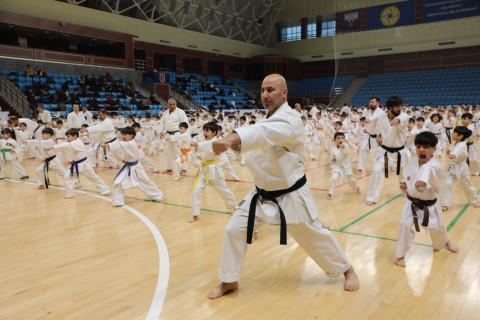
{"left": 56, "top": 119, "right": 63, "bottom": 125}
{"left": 461, "top": 113, "right": 473, "bottom": 120}
{"left": 386, "top": 96, "right": 403, "bottom": 108}
{"left": 132, "top": 122, "right": 141, "bottom": 129}
{"left": 203, "top": 121, "right": 218, "bottom": 134}
{"left": 430, "top": 113, "right": 443, "bottom": 122}
{"left": 453, "top": 126, "right": 472, "bottom": 141}
{"left": 408, "top": 117, "right": 416, "bottom": 124}
{"left": 42, "top": 127, "right": 55, "bottom": 136}
{"left": 121, "top": 126, "right": 136, "bottom": 138}
{"left": 414, "top": 131, "right": 437, "bottom": 147}
{"left": 416, "top": 117, "right": 425, "bottom": 122}
{"left": 65, "top": 128, "right": 79, "bottom": 137}
{"left": 334, "top": 132, "right": 345, "bottom": 140}
{"left": 334, "top": 121, "right": 343, "bottom": 127}
{"left": 81, "top": 124, "right": 89, "bottom": 128}
{"left": 98, "top": 109, "right": 107, "bottom": 115}
{"left": 370, "top": 96, "right": 380, "bottom": 103}
{"left": 360, "top": 117, "right": 366, "bottom": 121}
{"left": 179, "top": 122, "right": 189, "bottom": 129}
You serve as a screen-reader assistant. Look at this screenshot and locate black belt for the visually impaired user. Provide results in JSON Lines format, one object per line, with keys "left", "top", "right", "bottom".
{"left": 368, "top": 133, "right": 377, "bottom": 150}
{"left": 44, "top": 155, "right": 56, "bottom": 189}
{"left": 166, "top": 130, "right": 179, "bottom": 135}
{"left": 191, "top": 133, "right": 198, "bottom": 138}
{"left": 445, "top": 127, "right": 453, "bottom": 144}
{"left": 98, "top": 137, "right": 117, "bottom": 159}
{"left": 247, "top": 175, "right": 307, "bottom": 245}
{"left": 407, "top": 194, "right": 436, "bottom": 232}
{"left": 381, "top": 145, "right": 404, "bottom": 178}
{"left": 467, "top": 142, "right": 473, "bottom": 166}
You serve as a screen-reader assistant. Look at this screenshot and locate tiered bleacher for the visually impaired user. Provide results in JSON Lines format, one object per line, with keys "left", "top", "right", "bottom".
{"left": 350, "top": 67, "right": 480, "bottom": 107}
{"left": 171, "top": 72, "right": 257, "bottom": 110}
{"left": 289, "top": 75, "right": 356, "bottom": 96}
{"left": 2, "top": 69, "right": 163, "bottom": 117}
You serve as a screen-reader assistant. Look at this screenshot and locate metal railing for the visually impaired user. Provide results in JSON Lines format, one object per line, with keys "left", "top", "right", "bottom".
{"left": 0, "top": 76, "right": 31, "bottom": 117}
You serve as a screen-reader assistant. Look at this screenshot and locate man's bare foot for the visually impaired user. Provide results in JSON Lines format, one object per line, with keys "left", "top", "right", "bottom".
{"left": 188, "top": 215, "right": 199, "bottom": 223}
{"left": 207, "top": 282, "right": 239, "bottom": 299}
{"left": 75, "top": 184, "right": 82, "bottom": 189}
{"left": 36, "top": 185, "right": 46, "bottom": 190}
{"left": 327, "top": 194, "right": 332, "bottom": 200}
{"left": 442, "top": 206, "right": 448, "bottom": 212}
{"left": 446, "top": 240, "right": 458, "bottom": 253}
{"left": 343, "top": 267, "right": 359, "bottom": 291}
{"left": 395, "top": 257, "right": 406, "bottom": 267}
{"left": 356, "top": 186, "right": 360, "bottom": 194}
{"left": 473, "top": 202, "right": 480, "bottom": 208}
{"left": 365, "top": 201, "right": 376, "bottom": 206}
{"left": 64, "top": 195, "right": 74, "bottom": 199}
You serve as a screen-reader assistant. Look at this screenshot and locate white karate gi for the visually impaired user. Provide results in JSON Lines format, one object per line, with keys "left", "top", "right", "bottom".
{"left": 134, "top": 132, "right": 158, "bottom": 173}
{"left": 108, "top": 140, "right": 164, "bottom": 206}
{"left": 216, "top": 102, "right": 351, "bottom": 283}
{"left": 54, "top": 138, "right": 110, "bottom": 198}
{"left": 366, "top": 112, "right": 409, "bottom": 204}
{"left": 357, "top": 107, "right": 384, "bottom": 172}
{"left": 191, "top": 140, "right": 236, "bottom": 218}
{"left": 396, "top": 157, "right": 449, "bottom": 258}
{"left": 159, "top": 107, "right": 188, "bottom": 170}
{"left": 169, "top": 131, "right": 193, "bottom": 179}
{"left": 466, "top": 123, "right": 480, "bottom": 175}
{"left": 87, "top": 117, "right": 119, "bottom": 167}
{"left": 329, "top": 144, "right": 358, "bottom": 196}
{"left": 0, "top": 138, "right": 29, "bottom": 178}
{"left": 441, "top": 141, "right": 479, "bottom": 207}
{"left": 26, "top": 139, "right": 66, "bottom": 187}
{"left": 304, "top": 122, "right": 315, "bottom": 160}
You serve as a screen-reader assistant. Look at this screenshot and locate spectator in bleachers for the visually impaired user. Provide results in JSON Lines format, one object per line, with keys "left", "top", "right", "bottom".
{"left": 25, "top": 64, "right": 34, "bottom": 77}
{"left": 33, "top": 66, "right": 44, "bottom": 77}
{"left": 37, "top": 105, "right": 52, "bottom": 126}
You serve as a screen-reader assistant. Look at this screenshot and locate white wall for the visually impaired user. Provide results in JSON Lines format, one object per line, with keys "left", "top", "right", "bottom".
{"left": 273, "top": 16, "right": 480, "bottom": 62}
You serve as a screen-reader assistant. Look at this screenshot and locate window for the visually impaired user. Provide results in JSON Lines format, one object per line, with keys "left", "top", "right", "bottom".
{"left": 321, "top": 20, "right": 336, "bottom": 37}
{"left": 279, "top": 24, "right": 301, "bottom": 42}
{"left": 307, "top": 23, "right": 317, "bottom": 39}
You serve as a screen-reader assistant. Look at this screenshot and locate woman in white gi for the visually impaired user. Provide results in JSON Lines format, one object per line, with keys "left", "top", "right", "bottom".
{"left": 441, "top": 126, "right": 480, "bottom": 212}
{"left": 207, "top": 74, "right": 359, "bottom": 299}
{"left": 0, "top": 128, "right": 29, "bottom": 180}
{"left": 396, "top": 131, "right": 458, "bottom": 267}
{"left": 103, "top": 126, "right": 164, "bottom": 207}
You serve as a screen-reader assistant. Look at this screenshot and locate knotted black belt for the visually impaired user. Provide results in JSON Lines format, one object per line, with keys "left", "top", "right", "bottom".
{"left": 381, "top": 145, "right": 404, "bottom": 178}
{"left": 407, "top": 194, "right": 436, "bottom": 232}
{"left": 44, "top": 155, "right": 56, "bottom": 189}
{"left": 445, "top": 127, "right": 453, "bottom": 144}
{"left": 247, "top": 175, "right": 307, "bottom": 245}
{"left": 166, "top": 130, "right": 179, "bottom": 135}
{"left": 103, "top": 137, "right": 117, "bottom": 160}
{"left": 368, "top": 133, "right": 377, "bottom": 150}
{"left": 466, "top": 142, "right": 473, "bottom": 166}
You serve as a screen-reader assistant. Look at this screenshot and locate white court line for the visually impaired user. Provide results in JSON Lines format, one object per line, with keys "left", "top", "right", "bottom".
{"left": 7, "top": 179, "right": 169, "bottom": 320}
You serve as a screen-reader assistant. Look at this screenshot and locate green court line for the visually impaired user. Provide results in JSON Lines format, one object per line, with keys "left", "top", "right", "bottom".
{"left": 331, "top": 229, "right": 432, "bottom": 247}
{"left": 446, "top": 187, "right": 480, "bottom": 232}
{"left": 338, "top": 193, "right": 403, "bottom": 231}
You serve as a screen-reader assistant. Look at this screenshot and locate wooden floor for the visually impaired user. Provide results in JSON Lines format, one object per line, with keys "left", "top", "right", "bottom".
{"left": 1, "top": 145, "right": 480, "bottom": 320}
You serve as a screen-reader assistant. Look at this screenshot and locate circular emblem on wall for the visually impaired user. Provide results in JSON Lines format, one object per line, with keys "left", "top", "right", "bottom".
{"left": 380, "top": 5, "right": 401, "bottom": 27}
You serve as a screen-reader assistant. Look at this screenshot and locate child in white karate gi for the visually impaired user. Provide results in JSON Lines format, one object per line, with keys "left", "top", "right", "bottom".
{"left": 132, "top": 122, "right": 159, "bottom": 173}
{"left": 103, "top": 126, "right": 164, "bottom": 207}
{"left": 395, "top": 131, "right": 458, "bottom": 267}
{"left": 0, "top": 128, "right": 29, "bottom": 180}
{"left": 26, "top": 127, "right": 66, "bottom": 189}
{"left": 189, "top": 122, "right": 236, "bottom": 223}
{"left": 51, "top": 128, "right": 111, "bottom": 199}
{"left": 165, "top": 122, "right": 192, "bottom": 181}
{"left": 441, "top": 126, "right": 480, "bottom": 212}
{"left": 328, "top": 132, "right": 360, "bottom": 199}
{"left": 461, "top": 113, "right": 480, "bottom": 175}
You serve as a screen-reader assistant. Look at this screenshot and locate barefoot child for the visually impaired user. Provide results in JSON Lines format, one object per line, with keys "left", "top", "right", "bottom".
{"left": 52, "top": 128, "right": 111, "bottom": 199}
{"left": 189, "top": 122, "right": 236, "bottom": 223}
{"left": 103, "top": 126, "right": 164, "bottom": 207}
{"left": 0, "top": 128, "right": 29, "bottom": 180}
{"left": 395, "top": 131, "right": 458, "bottom": 267}
{"left": 26, "top": 127, "right": 66, "bottom": 189}
{"left": 328, "top": 132, "right": 360, "bottom": 199}
{"left": 441, "top": 126, "right": 480, "bottom": 211}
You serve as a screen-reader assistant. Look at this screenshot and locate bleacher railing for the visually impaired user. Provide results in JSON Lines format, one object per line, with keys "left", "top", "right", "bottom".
{"left": 0, "top": 76, "right": 31, "bottom": 117}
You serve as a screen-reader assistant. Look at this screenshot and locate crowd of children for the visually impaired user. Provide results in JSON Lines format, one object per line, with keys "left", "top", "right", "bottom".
{"left": 1, "top": 99, "right": 480, "bottom": 268}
